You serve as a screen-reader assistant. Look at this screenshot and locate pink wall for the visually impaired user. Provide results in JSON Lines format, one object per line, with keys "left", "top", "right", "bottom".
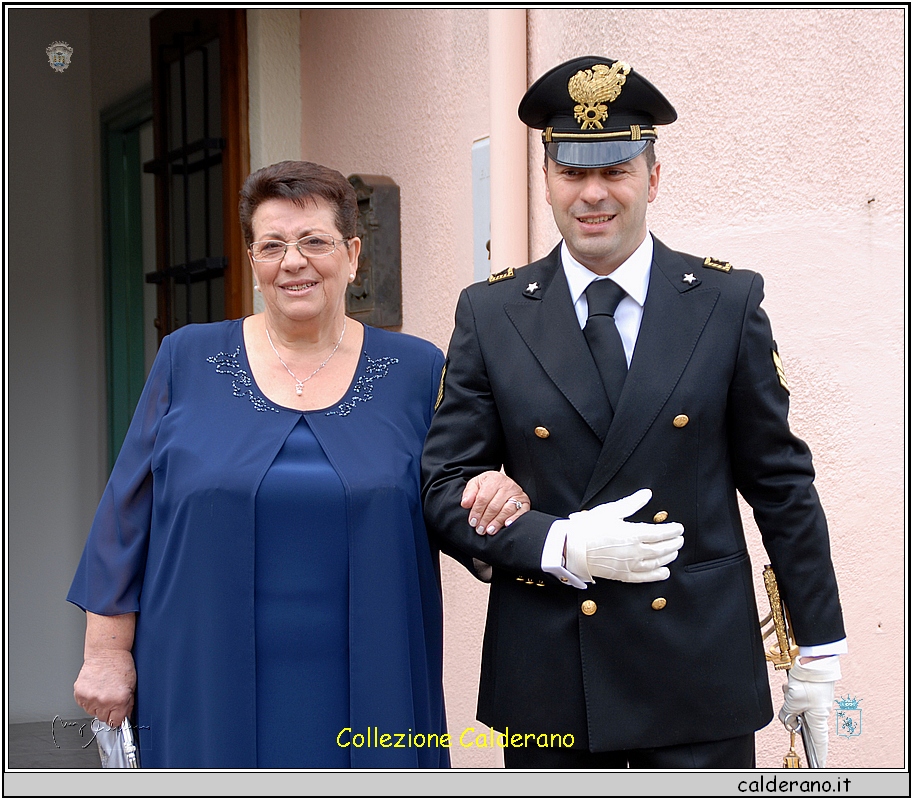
{"left": 526, "top": 8, "right": 904, "bottom": 770}
{"left": 298, "top": 8, "right": 495, "bottom": 767}
{"left": 299, "top": 7, "right": 905, "bottom": 768}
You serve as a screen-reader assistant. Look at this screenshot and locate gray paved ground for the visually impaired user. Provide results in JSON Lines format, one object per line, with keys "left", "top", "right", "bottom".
{"left": 7, "top": 719, "right": 102, "bottom": 769}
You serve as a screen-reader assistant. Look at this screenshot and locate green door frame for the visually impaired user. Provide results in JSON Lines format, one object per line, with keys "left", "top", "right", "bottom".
{"left": 101, "top": 89, "right": 153, "bottom": 468}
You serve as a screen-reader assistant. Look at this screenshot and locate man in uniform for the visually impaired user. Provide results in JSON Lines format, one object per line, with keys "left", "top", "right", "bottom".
{"left": 421, "top": 55, "right": 845, "bottom": 768}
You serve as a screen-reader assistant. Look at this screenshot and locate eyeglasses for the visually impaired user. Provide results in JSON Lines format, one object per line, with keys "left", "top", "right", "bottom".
{"left": 249, "top": 234, "right": 349, "bottom": 262}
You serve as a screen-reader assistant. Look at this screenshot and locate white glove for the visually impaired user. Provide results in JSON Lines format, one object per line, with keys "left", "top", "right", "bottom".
{"left": 561, "top": 489, "right": 684, "bottom": 583}
{"left": 779, "top": 655, "right": 841, "bottom": 768}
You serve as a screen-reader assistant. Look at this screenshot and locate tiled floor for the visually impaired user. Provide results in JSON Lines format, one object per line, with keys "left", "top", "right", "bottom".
{"left": 7, "top": 719, "right": 102, "bottom": 769}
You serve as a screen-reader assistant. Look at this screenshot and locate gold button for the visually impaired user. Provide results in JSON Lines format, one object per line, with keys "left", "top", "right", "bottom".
{"left": 651, "top": 597, "right": 667, "bottom": 610}
{"left": 653, "top": 511, "right": 668, "bottom": 523}
{"left": 581, "top": 600, "right": 597, "bottom": 616}
{"left": 673, "top": 414, "right": 689, "bottom": 428}
{"left": 535, "top": 426, "right": 550, "bottom": 439}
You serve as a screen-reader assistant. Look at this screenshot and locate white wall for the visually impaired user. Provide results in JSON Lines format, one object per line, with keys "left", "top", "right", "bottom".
{"left": 6, "top": 7, "right": 154, "bottom": 723}
{"left": 247, "top": 8, "right": 302, "bottom": 317}
{"left": 248, "top": 8, "right": 302, "bottom": 173}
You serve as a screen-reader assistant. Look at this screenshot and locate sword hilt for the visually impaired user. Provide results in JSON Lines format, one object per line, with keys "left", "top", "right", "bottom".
{"left": 761, "top": 564, "right": 798, "bottom": 669}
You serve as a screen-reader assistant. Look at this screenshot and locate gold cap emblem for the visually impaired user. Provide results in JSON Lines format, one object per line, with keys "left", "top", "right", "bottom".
{"left": 568, "top": 62, "right": 632, "bottom": 130}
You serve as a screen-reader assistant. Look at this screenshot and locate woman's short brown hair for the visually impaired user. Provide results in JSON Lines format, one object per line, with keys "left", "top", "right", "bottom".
{"left": 239, "top": 160, "right": 358, "bottom": 246}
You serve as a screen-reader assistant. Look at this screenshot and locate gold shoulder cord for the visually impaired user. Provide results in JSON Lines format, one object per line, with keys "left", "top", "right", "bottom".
{"left": 434, "top": 364, "right": 447, "bottom": 411}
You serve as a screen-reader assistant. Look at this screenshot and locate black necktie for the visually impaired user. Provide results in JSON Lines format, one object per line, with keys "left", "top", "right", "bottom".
{"left": 584, "top": 279, "right": 628, "bottom": 412}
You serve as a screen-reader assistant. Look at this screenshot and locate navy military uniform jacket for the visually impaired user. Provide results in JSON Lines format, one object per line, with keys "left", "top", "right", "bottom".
{"left": 421, "top": 236, "right": 844, "bottom": 752}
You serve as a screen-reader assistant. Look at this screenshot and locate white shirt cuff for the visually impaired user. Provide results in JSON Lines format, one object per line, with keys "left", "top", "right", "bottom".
{"left": 541, "top": 520, "right": 588, "bottom": 590}
{"left": 798, "top": 638, "right": 848, "bottom": 658}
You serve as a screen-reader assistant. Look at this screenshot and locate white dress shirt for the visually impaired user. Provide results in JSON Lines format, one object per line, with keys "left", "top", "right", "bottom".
{"left": 561, "top": 234, "right": 653, "bottom": 366}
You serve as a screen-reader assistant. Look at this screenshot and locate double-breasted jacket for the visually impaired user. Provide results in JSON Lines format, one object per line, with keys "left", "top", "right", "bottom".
{"left": 422, "top": 237, "right": 845, "bottom": 751}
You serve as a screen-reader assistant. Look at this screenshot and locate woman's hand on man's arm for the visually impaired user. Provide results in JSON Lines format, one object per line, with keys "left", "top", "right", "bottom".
{"left": 461, "top": 471, "right": 531, "bottom": 536}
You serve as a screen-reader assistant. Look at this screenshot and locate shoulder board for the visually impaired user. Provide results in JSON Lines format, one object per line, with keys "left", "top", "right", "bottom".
{"left": 488, "top": 267, "right": 515, "bottom": 284}
{"left": 702, "top": 256, "right": 732, "bottom": 273}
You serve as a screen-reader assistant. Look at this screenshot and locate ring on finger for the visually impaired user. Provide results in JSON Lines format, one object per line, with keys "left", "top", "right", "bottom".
{"left": 507, "top": 498, "right": 523, "bottom": 511}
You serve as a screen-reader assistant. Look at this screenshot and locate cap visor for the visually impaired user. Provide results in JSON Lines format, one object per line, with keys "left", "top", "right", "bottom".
{"left": 547, "top": 140, "right": 648, "bottom": 168}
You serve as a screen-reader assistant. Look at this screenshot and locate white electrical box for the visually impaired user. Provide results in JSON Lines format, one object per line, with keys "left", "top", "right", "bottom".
{"left": 472, "top": 137, "right": 491, "bottom": 283}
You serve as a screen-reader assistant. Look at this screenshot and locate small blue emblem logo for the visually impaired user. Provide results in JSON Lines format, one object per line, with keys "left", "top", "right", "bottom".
{"left": 835, "top": 695, "right": 862, "bottom": 738}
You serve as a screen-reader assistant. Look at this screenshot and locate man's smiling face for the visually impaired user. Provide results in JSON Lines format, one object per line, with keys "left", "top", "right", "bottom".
{"left": 544, "top": 152, "right": 660, "bottom": 275}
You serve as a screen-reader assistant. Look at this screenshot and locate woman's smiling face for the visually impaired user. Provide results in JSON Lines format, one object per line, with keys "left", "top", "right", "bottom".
{"left": 248, "top": 196, "right": 359, "bottom": 327}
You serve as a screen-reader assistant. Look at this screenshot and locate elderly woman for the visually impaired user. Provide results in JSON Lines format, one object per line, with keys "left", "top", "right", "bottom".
{"left": 68, "top": 160, "right": 528, "bottom": 768}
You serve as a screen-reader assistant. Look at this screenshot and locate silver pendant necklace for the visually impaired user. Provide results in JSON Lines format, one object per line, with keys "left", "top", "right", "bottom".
{"left": 265, "top": 320, "right": 347, "bottom": 396}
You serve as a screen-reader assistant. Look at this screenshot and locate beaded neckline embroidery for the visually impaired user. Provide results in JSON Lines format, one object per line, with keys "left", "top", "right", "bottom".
{"left": 326, "top": 355, "right": 399, "bottom": 417}
{"left": 208, "top": 346, "right": 398, "bottom": 417}
{"left": 207, "top": 347, "right": 280, "bottom": 413}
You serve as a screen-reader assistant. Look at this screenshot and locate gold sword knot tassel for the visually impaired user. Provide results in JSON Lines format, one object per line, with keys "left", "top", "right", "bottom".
{"left": 783, "top": 729, "right": 802, "bottom": 769}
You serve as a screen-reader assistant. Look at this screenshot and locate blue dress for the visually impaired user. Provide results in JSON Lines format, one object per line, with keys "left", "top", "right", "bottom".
{"left": 255, "top": 419, "right": 350, "bottom": 768}
{"left": 68, "top": 320, "right": 449, "bottom": 768}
